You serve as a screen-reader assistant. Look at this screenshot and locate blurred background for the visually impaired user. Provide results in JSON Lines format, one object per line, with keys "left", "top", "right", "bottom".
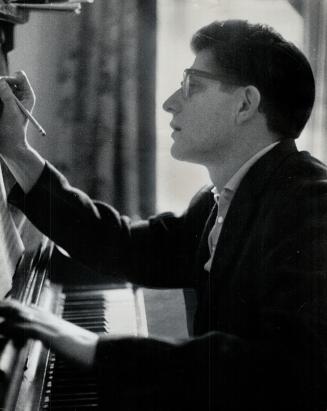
{"left": 2, "top": 0, "right": 325, "bottom": 340}
{"left": 8, "top": 0, "right": 327, "bottom": 216}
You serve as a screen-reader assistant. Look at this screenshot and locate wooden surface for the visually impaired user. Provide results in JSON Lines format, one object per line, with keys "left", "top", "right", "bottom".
{"left": 143, "top": 288, "right": 189, "bottom": 340}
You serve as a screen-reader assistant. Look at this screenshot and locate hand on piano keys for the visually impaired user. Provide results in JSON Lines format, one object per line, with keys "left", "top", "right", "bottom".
{"left": 0, "top": 299, "right": 99, "bottom": 369}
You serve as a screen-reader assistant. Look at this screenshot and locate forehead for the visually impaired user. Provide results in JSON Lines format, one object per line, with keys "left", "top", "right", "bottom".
{"left": 190, "top": 49, "right": 220, "bottom": 73}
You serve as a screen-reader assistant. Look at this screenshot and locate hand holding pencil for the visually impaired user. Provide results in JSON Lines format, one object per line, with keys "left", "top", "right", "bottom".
{"left": 0, "top": 71, "right": 46, "bottom": 136}
{"left": 0, "top": 71, "right": 42, "bottom": 159}
{"left": 0, "top": 72, "right": 46, "bottom": 194}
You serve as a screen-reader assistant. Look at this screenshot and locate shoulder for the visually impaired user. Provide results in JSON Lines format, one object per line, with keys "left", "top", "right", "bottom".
{"left": 286, "top": 150, "right": 327, "bottom": 177}
{"left": 277, "top": 150, "right": 327, "bottom": 196}
{"left": 261, "top": 150, "right": 327, "bottom": 227}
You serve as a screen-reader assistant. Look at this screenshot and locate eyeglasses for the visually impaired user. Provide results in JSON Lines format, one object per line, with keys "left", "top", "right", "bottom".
{"left": 181, "top": 68, "right": 233, "bottom": 99}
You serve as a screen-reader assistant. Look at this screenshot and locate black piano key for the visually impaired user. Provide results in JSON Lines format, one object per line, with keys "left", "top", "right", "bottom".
{"left": 64, "top": 295, "right": 105, "bottom": 301}
{"left": 44, "top": 401, "right": 99, "bottom": 408}
{"left": 63, "top": 301, "right": 106, "bottom": 308}
{"left": 45, "top": 392, "right": 99, "bottom": 400}
{"left": 44, "top": 405, "right": 99, "bottom": 410}
{"left": 44, "top": 392, "right": 99, "bottom": 402}
{"left": 47, "top": 376, "right": 97, "bottom": 386}
{"left": 63, "top": 311, "right": 105, "bottom": 321}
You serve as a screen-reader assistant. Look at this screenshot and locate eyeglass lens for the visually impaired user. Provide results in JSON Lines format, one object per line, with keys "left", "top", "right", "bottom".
{"left": 182, "top": 71, "right": 190, "bottom": 99}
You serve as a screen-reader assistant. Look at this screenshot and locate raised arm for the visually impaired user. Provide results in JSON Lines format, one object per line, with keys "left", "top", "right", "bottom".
{"left": 0, "top": 73, "right": 45, "bottom": 193}
{"left": 0, "top": 72, "right": 203, "bottom": 288}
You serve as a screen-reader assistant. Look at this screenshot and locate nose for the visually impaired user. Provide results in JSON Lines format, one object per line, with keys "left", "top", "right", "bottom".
{"left": 162, "top": 89, "right": 182, "bottom": 114}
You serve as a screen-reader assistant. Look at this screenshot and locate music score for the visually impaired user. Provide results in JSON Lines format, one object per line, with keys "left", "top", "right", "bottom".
{"left": 0, "top": 0, "right": 93, "bottom": 16}
{"left": 0, "top": 0, "right": 28, "bottom": 23}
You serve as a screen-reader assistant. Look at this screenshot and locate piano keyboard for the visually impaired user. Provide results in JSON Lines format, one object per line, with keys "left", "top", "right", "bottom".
{"left": 40, "top": 287, "right": 147, "bottom": 410}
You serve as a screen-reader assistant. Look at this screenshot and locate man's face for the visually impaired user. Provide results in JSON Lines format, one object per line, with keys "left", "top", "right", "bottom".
{"left": 163, "top": 49, "right": 239, "bottom": 167}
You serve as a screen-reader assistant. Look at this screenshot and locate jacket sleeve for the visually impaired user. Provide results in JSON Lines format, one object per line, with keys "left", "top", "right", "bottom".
{"left": 94, "top": 328, "right": 322, "bottom": 411}
{"left": 8, "top": 162, "right": 210, "bottom": 288}
{"left": 92, "top": 177, "right": 327, "bottom": 411}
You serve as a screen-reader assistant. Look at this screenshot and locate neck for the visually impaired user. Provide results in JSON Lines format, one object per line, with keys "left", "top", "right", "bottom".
{"left": 206, "top": 135, "right": 279, "bottom": 192}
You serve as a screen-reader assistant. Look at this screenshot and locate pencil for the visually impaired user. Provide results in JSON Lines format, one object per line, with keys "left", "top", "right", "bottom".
{"left": 13, "top": 95, "right": 46, "bottom": 137}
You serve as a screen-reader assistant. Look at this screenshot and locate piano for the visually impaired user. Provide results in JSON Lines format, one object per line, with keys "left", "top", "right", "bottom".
{"left": 0, "top": 240, "right": 148, "bottom": 411}
{"left": 0, "top": 7, "right": 148, "bottom": 410}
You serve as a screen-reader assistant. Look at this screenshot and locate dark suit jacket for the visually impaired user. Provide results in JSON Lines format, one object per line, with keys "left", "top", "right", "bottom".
{"left": 9, "top": 139, "right": 327, "bottom": 410}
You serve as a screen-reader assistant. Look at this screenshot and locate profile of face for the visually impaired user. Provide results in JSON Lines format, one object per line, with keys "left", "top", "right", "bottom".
{"left": 163, "top": 49, "right": 240, "bottom": 167}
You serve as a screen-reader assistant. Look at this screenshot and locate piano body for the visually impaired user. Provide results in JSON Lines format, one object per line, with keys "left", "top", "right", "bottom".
{"left": 0, "top": 6, "right": 148, "bottom": 410}
{"left": 1, "top": 240, "right": 148, "bottom": 411}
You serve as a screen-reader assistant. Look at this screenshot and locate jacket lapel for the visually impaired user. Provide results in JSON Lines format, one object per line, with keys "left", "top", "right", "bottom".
{"left": 194, "top": 201, "right": 217, "bottom": 282}
{"left": 209, "top": 139, "right": 299, "bottom": 282}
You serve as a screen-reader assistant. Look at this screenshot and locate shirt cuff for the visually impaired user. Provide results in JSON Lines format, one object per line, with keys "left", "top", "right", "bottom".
{"left": 8, "top": 162, "right": 56, "bottom": 209}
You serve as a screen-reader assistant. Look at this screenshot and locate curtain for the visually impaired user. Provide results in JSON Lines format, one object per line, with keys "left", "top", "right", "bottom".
{"left": 53, "top": 0, "right": 157, "bottom": 218}
{"left": 294, "top": 0, "right": 327, "bottom": 161}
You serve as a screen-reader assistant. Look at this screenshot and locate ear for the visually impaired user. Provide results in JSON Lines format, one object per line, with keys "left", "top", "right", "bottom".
{"left": 235, "top": 86, "right": 261, "bottom": 125}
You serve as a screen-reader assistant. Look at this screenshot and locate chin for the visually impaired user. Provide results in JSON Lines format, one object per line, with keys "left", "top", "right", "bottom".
{"left": 170, "top": 145, "right": 202, "bottom": 165}
{"left": 170, "top": 144, "right": 187, "bottom": 161}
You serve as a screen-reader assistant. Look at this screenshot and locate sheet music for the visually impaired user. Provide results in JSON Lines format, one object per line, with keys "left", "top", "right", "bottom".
{"left": 10, "top": 0, "right": 94, "bottom": 13}
{"left": 0, "top": 163, "right": 24, "bottom": 299}
{"left": 14, "top": 3, "right": 81, "bottom": 12}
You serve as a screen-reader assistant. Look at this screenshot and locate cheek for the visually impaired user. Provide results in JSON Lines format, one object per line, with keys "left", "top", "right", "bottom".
{"left": 181, "top": 93, "right": 235, "bottom": 138}
{"left": 183, "top": 102, "right": 218, "bottom": 131}
{"left": 191, "top": 108, "right": 225, "bottom": 137}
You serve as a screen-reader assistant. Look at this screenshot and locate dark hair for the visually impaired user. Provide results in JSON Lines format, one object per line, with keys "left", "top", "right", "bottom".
{"left": 191, "top": 20, "right": 315, "bottom": 139}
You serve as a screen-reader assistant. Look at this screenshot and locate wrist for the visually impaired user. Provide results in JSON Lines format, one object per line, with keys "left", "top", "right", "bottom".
{"left": 1, "top": 140, "right": 30, "bottom": 162}
{"left": 1, "top": 144, "right": 45, "bottom": 193}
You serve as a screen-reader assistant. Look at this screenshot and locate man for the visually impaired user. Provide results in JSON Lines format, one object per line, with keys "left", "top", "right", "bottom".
{"left": 0, "top": 19, "right": 326, "bottom": 411}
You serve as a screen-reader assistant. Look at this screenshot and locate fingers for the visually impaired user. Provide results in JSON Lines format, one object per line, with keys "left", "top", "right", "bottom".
{"left": 2, "top": 71, "right": 30, "bottom": 93}
{"left": 0, "top": 78, "right": 23, "bottom": 124}
{"left": 0, "top": 300, "right": 61, "bottom": 343}
{"left": 0, "top": 71, "right": 35, "bottom": 112}
{"left": 0, "top": 300, "right": 47, "bottom": 344}
{"left": 12, "top": 71, "right": 35, "bottom": 102}
{"left": 15, "top": 71, "right": 32, "bottom": 90}
{"left": 0, "top": 319, "right": 49, "bottom": 347}
{"left": 0, "top": 300, "right": 45, "bottom": 325}
{"left": 0, "top": 300, "right": 98, "bottom": 368}
{"left": 0, "top": 299, "right": 24, "bottom": 318}
{"left": 0, "top": 300, "right": 36, "bottom": 329}
{"left": 0, "top": 78, "right": 17, "bottom": 107}
{"left": 0, "top": 319, "right": 29, "bottom": 338}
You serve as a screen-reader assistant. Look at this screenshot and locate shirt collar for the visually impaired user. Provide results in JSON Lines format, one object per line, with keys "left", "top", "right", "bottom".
{"left": 212, "top": 141, "right": 280, "bottom": 198}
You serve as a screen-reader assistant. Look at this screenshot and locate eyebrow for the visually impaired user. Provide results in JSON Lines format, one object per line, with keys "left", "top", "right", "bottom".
{"left": 186, "top": 68, "right": 225, "bottom": 80}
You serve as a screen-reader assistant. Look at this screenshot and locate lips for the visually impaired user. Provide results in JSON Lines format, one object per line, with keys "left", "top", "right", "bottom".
{"left": 170, "top": 122, "right": 181, "bottom": 131}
